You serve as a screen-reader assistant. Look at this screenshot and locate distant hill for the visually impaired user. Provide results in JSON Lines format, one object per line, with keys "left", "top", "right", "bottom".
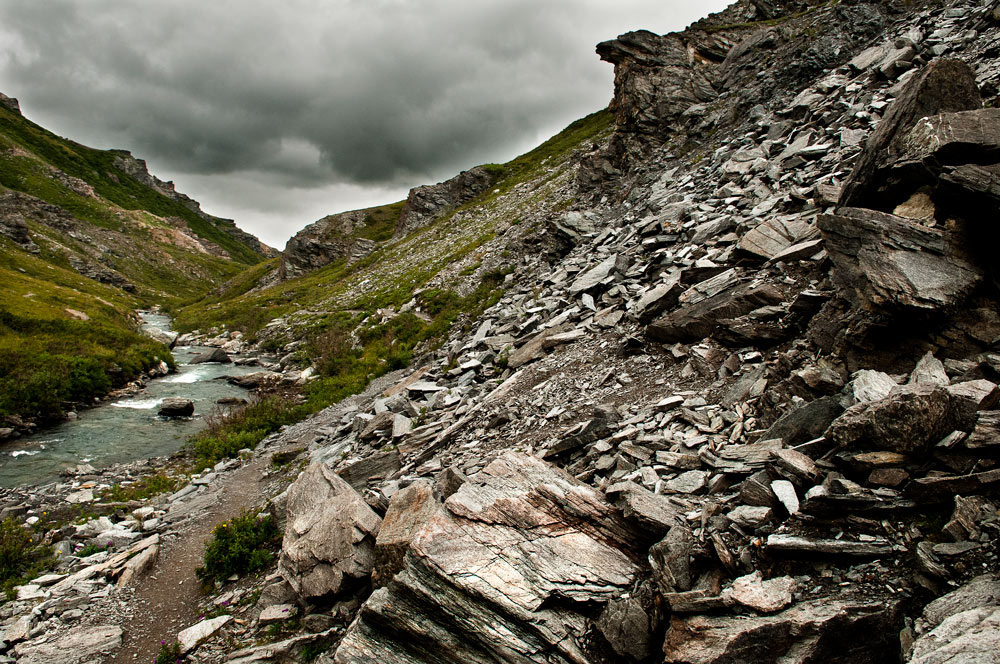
{"left": 0, "top": 95, "right": 274, "bottom": 429}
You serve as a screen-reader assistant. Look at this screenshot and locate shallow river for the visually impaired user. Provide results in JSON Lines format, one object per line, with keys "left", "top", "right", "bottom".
{"left": 0, "top": 312, "right": 260, "bottom": 487}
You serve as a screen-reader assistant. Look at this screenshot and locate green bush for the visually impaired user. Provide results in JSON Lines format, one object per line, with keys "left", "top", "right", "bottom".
{"left": 190, "top": 395, "right": 303, "bottom": 468}
{"left": 0, "top": 518, "right": 54, "bottom": 596}
{"left": 196, "top": 511, "right": 280, "bottom": 585}
{"left": 155, "top": 640, "right": 182, "bottom": 664}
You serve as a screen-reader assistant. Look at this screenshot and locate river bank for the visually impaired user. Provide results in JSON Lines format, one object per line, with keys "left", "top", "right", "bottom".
{"left": 0, "top": 312, "right": 268, "bottom": 488}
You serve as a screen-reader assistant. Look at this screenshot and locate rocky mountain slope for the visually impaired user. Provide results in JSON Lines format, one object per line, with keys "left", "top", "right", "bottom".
{"left": 0, "top": 99, "right": 274, "bottom": 430}
{"left": 3, "top": 0, "right": 1000, "bottom": 662}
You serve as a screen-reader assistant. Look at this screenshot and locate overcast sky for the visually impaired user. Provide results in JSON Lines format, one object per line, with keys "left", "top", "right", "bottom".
{"left": 0, "top": 1, "right": 730, "bottom": 248}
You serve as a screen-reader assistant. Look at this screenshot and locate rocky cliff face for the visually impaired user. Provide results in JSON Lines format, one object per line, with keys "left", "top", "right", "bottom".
{"left": 394, "top": 166, "right": 497, "bottom": 238}
{"left": 280, "top": 208, "right": 379, "bottom": 279}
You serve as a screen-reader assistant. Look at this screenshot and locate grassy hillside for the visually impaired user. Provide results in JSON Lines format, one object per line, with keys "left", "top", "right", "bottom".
{"left": 0, "top": 106, "right": 262, "bottom": 264}
{"left": 0, "top": 101, "right": 269, "bottom": 426}
{"left": 0, "top": 238, "right": 173, "bottom": 422}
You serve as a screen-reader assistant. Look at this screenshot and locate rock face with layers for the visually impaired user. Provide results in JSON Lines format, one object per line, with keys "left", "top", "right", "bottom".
{"left": 839, "top": 59, "right": 983, "bottom": 210}
{"left": 818, "top": 207, "right": 982, "bottom": 312}
{"left": 334, "top": 452, "right": 646, "bottom": 663}
{"left": 394, "top": 166, "right": 496, "bottom": 238}
{"left": 281, "top": 208, "right": 379, "bottom": 279}
{"left": 663, "top": 597, "right": 903, "bottom": 663}
{"left": 278, "top": 463, "right": 382, "bottom": 601}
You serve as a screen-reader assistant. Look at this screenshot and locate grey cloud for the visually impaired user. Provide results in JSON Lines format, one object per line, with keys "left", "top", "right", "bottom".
{"left": 0, "top": 0, "right": 730, "bottom": 241}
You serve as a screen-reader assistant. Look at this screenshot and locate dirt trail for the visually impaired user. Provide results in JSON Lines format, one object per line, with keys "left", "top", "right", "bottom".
{"left": 106, "top": 450, "right": 286, "bottom": 664}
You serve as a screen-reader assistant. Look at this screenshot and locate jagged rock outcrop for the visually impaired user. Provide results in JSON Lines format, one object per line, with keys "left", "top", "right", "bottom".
{"left": 0, "top": 92, "right": 21, "bottom": 115}
{"left": 278, "top": 463, "right": 382, "bottom": 601}
{"left": 111, "top": 150, "right": 277, "bottom": 258}
{"left": 589, "top": 0, "right": 891, "bottom": 178}
{"left": 280, "top": 208, "right": 378, "bottom": 279}
{"left": 334, "top": 452, "right": 647, "bottom": 663}
{"left": 394, "top": 166, "right": 496, "bottom": 238}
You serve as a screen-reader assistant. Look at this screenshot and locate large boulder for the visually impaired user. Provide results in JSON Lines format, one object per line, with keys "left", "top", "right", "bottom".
{"left": 824, "top": 383, "right": 978, "bottom": 454}
{"left": 190, "top": 348, "right": 231, "bottom": 364}
{"left": 839, "top": 59, "right": 982, "bottom": 210}
{"left": 278, "top": 463, "right": 382, "bottom": 601}
{"left": 818, "top": 207, "right": 982, "bottom": 313}
{"left": 14, "top": 625, "right": 123, "bottom": 664}
{"left": 334, "top": 452, "right": 646, "bottom": 663}
{"left": 157, "top": 398, "right": 194, "bottom": 418}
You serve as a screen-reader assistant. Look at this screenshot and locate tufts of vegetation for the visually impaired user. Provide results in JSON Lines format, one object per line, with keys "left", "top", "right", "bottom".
{"left": 74, "top": 541, "right": 111, "bottom": 558}
{"left": 0, "top": 518, "right": 54, "bottom": 598}
{"left": 190, "top": 395, "right": 303, "bottom": 469}
{"left": 354, "top": 201, "right": 405, "bottom": 242}
{"left": 100, "top": 471, "right": 182, "bottom": 503}
{"left": 302, "top": 268, "right": 509, "bottom": 410}
{"left": 155, "top": 640, "right": 182, "bottom": 664}
{"left": 196, "top": 511, "right": 281, "bottom": 586}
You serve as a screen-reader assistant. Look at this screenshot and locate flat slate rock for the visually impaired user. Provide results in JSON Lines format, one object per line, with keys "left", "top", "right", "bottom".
{"left": 15, "top": 625, "right": 123, "bottom": 664}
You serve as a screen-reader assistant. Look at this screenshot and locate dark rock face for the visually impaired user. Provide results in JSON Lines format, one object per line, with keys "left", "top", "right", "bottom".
{"left": 839, "top": 59, "right": 982, "bottom": 210}
{"left": 663, "top": 597, "right": 903, "bottom": 664}
{"left": 825, "top": 384, "right": 978, "bottom": 454}
{"left": 818, "top": 207, "right": 982, "bottom": 312}
{"left": 394, "top": 167, "right": 496, "bottom": 238}
{"left": 281, "top": 209, "right": 378, "bottom": 279}
{"left": 0, "top": 92, "right": 21, "bottom": 115}
{"left": 597, "top": 29, "right": 722, "bottom": 156}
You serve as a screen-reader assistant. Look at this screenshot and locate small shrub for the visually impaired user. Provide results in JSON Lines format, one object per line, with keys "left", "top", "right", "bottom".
{"left": 0, "top": 518, "right": 54, "bottom": 597}
{"left": 73, "top": 542, "right": 110, "bottom": 558}
{"left": 190, "top": 395, "right": 302, "bottom": 468}
{"left": 155, "top": 640, "right": 181, "bottom": 664}
{"left": 196, "top": 511, "right": 280, "bottom": 586}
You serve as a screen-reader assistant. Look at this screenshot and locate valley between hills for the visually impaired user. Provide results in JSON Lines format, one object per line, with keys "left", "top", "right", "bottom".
{"left": 1, "top": 0, "right": 1000, "bottom": 662}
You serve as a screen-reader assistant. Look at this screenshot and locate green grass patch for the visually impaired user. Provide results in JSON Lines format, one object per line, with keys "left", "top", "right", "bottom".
{"left": 196, "top": 511, "right": 281, "bottom": 586}
{"left": 0, "top": 308, "right": 173, "bottom": 421}
{"left": 302, "top": 268, "right": 509, "bottom": 409}
{"left": 353, "top": 201, "right": 405, "bottom": 242}
{"left": 190, "top": 395, "right": 304, "bottom": 468}
{"left": 100, "top": 471, "right": 183, "bottom": 503}
{"left": 0, "top": 518, "right": 55, "bottom": 599}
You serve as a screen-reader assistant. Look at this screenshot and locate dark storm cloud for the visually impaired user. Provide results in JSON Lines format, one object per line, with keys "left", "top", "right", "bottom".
{"left": 0, "top": 0, "right": 730, "bottom": 245}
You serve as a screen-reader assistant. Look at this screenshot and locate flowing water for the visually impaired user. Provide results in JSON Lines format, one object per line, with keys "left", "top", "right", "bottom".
{"left": 0, "top": 312, "right": 261, "bottom": 487}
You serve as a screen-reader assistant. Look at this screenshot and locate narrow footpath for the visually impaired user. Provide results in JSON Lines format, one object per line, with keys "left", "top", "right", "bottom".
{"left": 106, "top": 447, "right": 294, "bottom": 664}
